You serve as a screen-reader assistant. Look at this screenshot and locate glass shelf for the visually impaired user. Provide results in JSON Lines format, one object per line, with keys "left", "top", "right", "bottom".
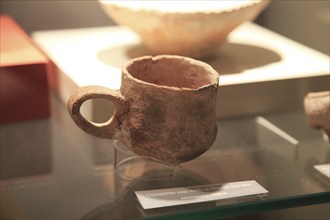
{"left": 1, "top": 94, "right": 329, "bottom": 220}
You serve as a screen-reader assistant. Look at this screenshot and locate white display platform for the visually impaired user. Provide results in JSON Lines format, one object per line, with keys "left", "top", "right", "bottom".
{"left": 32, "top": 22, "right": 329, "bottom": 120}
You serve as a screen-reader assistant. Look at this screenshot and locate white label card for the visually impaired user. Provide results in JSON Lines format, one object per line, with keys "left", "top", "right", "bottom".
{"left": 135, "top": 180, "right": 268, "bottom": 209}
{"left": 314, "top": 164, "right": 330, "bottom": 178}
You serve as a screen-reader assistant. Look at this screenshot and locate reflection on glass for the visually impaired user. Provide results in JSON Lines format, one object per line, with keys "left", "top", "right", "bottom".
{"left": 256, "top": 116, "right": 299, "bottom": 160}
{"left": 0, "top": 119, "right": 52, "bottom": 181}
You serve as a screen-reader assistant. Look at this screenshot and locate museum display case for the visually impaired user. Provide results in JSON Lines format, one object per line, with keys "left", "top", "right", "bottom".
{"left": 1, "top": 1, "right": 329, "bottom": 219}
{"left": 1, "top": 94, "right": 329, "bottom": 219}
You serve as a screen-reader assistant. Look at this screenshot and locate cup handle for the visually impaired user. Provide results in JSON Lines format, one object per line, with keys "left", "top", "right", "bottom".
{"left": 67, "top": 85, "right": 128, "bottom": 139}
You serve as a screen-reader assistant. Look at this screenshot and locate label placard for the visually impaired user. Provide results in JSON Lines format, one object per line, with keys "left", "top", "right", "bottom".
{"left": 314, "top": 164, "right": 330, "bottom": 178}
{"left": 135, "top": 180, "right": 268, "bottom": 209}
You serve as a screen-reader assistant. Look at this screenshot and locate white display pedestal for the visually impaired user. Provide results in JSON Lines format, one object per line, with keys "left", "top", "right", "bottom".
{"left": 32, "top": 22, "right": 329, "bottom": 120}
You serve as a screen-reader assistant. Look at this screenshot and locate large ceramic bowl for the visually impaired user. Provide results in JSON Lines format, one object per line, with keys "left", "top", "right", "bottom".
{"left": 99, "top": 0, "right": 270, "bottom": 59}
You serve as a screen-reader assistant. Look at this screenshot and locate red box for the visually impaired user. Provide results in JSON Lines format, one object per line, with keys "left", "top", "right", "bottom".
{"left": 0, "top": 15, "right": 51, "bottom": 123}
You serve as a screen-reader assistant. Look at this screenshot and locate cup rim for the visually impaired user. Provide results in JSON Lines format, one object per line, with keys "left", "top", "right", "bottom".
{"left": 122, "top": 55, "right": 219, "bottom": 91}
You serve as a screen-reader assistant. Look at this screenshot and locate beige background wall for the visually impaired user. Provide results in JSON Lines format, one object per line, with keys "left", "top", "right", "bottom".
{"left": 0, "top": 0, "right": 115, "bottom": 31}
{"left": 258, "top": 0, "right": 329, "bottom": 55}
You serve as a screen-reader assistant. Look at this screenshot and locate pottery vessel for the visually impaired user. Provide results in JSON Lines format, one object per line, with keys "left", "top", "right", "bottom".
{"left": 304, "top": 91, "right": 330, "bottom": 137}
{"left": 67, "top": 55, "right": 219, "bottom": 164}
{"left": 99, "top": 0, "right": 270, "bottom": 58}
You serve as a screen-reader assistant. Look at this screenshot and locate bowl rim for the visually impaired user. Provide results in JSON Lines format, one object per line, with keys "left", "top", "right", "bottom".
{"left": 99, "top": 0, "right": 271, "bottom": 15}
